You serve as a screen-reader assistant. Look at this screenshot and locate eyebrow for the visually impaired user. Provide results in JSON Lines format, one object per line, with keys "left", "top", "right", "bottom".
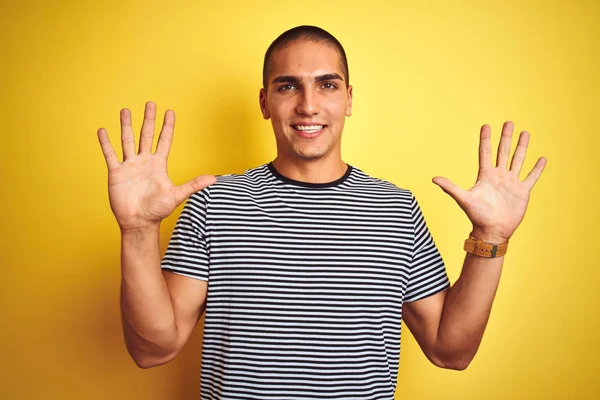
{"left": 315, "top": 73, "right": 344, "bottom": 83}
{"left": 271, "top": 73, "right": 344, "bottom": 85}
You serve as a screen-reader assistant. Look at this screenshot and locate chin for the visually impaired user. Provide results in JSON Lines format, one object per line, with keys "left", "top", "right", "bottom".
{"left": 293, "top": 147, "right": 329, "bottom": 161}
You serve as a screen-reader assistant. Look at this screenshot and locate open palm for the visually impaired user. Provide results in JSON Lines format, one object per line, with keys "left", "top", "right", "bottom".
{"left": 433, "top": 122, "right": 547, "bottom": 243}
{"left": 97, "top": 102, "right": 216, "bottom": 232}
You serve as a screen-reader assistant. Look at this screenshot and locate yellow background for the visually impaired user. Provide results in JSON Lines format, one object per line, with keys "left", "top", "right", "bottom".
{"left": 1, "top": 0, "right": 598, "bottom": 399}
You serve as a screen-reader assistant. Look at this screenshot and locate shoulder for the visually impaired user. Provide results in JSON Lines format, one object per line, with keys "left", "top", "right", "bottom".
{"left": 188, "top": 164, "right": 274, "bottom": 202}
{"left": 345, "top": 165, "right": 415, "bottom": 201}
{"left": 213, "top": 164, "right": 273, "bottom": 188}
{"left": 212, "top": 164, "right": 275, "bottom": 193}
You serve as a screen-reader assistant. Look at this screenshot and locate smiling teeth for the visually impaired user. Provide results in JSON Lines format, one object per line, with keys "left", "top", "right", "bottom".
{"left": 295, "top": 125, "right": 323, "bottom": 131}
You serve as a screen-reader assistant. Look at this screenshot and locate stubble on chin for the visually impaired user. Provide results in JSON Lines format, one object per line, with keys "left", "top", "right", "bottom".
{"left": 290, "top": 140, "right": 330, "bottom": 161}
{"left": 276, "top": 125, "right": 336, "bottom": 162}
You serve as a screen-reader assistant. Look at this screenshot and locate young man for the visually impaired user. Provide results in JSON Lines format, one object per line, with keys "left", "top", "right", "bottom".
{"left": 97, "top": 26, "right": 546, "bottom": 400}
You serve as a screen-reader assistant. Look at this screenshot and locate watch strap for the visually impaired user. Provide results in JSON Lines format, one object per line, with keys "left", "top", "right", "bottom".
{"left": 463, "top": 235, "right": 508, "bottom": 258}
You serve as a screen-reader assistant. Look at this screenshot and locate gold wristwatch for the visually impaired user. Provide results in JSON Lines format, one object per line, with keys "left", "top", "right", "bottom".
{"left": 464, "top": 235, "right": 508, "bottom": 258}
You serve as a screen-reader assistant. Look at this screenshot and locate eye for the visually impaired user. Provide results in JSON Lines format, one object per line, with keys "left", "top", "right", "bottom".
{"left": 320, "top": 82, "right": 337, "bottom": 90}
{"left": 278, "top": 84, "right": 297, "bottom": 92}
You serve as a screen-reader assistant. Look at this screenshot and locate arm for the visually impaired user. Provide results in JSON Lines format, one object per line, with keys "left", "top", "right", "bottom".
{"left": 120, "top": 226, "right": 208, "bottom": 368}
{"left": 403, "top": 121, "right": 546, "bottom": 370}
{"left": 97, "top": 101, "right": 215, "bottom": 368}
{"left": 403, "top": 253, "right": 503, "bottom": 370}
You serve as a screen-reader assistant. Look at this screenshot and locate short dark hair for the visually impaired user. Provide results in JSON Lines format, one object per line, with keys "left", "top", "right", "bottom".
{"left": 262, "top": 25, "right": 349, "bottom": 89}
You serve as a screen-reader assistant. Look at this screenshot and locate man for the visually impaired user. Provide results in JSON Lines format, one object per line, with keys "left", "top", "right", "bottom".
{"left": 97, "top": 26, "right": 546, "bottom": 399}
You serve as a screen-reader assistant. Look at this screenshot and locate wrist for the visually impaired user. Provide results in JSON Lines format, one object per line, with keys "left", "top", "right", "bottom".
{"left": 120, "top": 224, "right": 162, "bottom": 267}
{"left": 469, "top": 227, "right": 509, "bottom": 244}
{"left": 120, "top": 223, "right": 161, "bottom": 238}
{"left": 464, "top": 232, "right": 509, "bottom": 258}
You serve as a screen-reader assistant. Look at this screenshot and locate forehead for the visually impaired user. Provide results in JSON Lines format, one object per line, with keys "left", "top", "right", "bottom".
{"left": 268, "top": 40, "right": 345, "bottom": 80}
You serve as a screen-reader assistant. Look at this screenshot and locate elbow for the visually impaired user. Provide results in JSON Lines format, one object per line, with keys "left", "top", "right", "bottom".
{"left": 124, "top": 334, "right": 180, "bottom": 369}
{"left": 130, "top": 348, "right": 178, "bottom": 369}
{"left": 430, "top": 348, "right": 475, "bottom": 371}
{"left": 133, "top": 356, "right": 169, "bottom": 369}
{"left": 435, "top": 357, "right": 472, "bottom": 371}
{"left": 133, "top": 356, "right": 156, "bottom": 369}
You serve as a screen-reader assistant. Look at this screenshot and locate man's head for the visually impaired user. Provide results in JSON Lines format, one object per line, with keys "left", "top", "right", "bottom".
{"left": 262, "top": 25, "right": 350, "bottom": 90}
{"left": 259, "top": 26, "right": 353, "bottom": 166}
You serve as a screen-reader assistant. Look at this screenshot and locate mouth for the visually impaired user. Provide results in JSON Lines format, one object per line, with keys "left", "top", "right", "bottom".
{"left": 291, "top": 124, "right": 327, "bottom": 138}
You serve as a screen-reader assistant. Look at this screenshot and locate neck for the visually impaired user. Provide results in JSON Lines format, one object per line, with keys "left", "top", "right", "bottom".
{"left": 272, "top": 156, "right": 348, "bottom": 184}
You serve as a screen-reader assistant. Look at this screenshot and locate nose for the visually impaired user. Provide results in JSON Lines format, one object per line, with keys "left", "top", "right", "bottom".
{"left": 295, "top": 89, "right": 320, "bottom": 116}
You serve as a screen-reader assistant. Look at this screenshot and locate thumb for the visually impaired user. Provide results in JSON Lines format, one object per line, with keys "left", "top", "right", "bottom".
{"left": 432, "top": 176, "right": 469, "bottom": 209}
{"left": 173, "top": 175, "right": 217, "bottom": 206}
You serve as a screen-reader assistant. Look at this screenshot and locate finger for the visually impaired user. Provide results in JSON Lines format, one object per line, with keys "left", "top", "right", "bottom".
{"left": 432, "top": 176, "right": 469, "bottom": 210}
{"left": 120, "top": 108, "right": 136, "bottom": 160}
{"left": 155, "top": 109, "right": 175, "bottom": 158}
{"left": 138, "top": 101, "right": 157, "bottom": 154}
{"left": 478, "top": 124, "right": 492, "bottom": 170}
{"left": 97, "top": 128, "right": 120, "bottom": 170}
{"left": 496, "top": 121, "right": 514, "bottom": 168}
{"left": 509, "top": 131, "right": 530, "bottom": 176}
{"left": 523, "top": 157, "right": 547, "bottom": 191}
{"left": 173, "top": 175, "right": 217, "bottom": 206}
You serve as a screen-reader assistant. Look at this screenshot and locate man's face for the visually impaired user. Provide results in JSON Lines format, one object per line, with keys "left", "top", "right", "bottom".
{"left": 259, "top": 40, "right": 353, "bottom": 164}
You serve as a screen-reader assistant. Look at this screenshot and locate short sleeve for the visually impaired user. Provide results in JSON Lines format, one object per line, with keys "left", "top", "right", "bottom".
{"left": 161, "top": 188, "right": 211, "bottom": 281}
{"left": 404, "top": 194, "right": 450, "bottom": 302}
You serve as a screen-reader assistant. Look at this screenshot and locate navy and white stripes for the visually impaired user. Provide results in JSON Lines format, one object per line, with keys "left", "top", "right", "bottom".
{"left": 162, "top": 163, "right": 449, "bottom": 400}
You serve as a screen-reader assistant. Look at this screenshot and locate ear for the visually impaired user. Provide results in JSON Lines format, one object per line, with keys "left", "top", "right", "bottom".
{"left": 345, "top": 85, "right": 353, "bottom": 117}
{"left": 259, "top": 88, "right": 270, "bottom": 120}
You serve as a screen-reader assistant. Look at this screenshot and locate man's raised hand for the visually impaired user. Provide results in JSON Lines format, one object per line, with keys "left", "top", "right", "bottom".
{"left": 432, "top": 121, "right": 547, "bottom": 243}
{"left": 97, "top": 101, "right": 216, "bottom": 232}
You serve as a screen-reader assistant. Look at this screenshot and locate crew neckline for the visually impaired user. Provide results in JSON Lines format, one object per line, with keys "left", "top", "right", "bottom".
{"left": 267, "top": 162, "right": 353, "bottom": 188}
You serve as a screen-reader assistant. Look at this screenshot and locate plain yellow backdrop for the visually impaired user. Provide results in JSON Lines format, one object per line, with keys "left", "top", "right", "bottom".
{"left": 1, "top": 0, "right": 598, "bottom": 399}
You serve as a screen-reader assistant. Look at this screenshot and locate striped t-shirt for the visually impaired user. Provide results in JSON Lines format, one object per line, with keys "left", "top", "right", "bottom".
{"left": 161, "top": 163, "right": 450, "bottom": 400}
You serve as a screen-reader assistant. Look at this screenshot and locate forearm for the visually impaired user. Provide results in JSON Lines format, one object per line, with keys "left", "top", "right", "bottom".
{"left": 120, "top": 226, "right": 178, "bottom": 366}
{"left": 435, "top": 252, "right": 504, "bottom": 368}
